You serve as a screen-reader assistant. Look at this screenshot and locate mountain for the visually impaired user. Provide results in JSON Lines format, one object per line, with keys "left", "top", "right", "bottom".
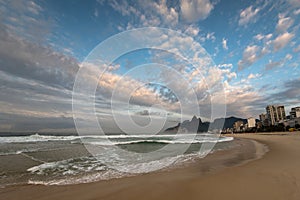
{"left": 212, "top": 116, "right": 247, "bottom": 129}
{"left": 164, "top": 116, "right": 247, "bottom": 133}
{"left": 164, "top": 116, "right": 209, "bottom": 133}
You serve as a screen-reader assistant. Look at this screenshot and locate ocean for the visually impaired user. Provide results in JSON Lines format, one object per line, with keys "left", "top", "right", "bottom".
{"left": 0, "top": 133, "right": 234, "bottom": 188}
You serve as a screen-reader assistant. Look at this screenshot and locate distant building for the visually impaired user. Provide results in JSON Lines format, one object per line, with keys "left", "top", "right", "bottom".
{"left": 283, "top": 118, "right": 300, "bottom": 128}
{"left": 266, "top": 105, "right": 286, "bottom": 126}
{"left": 247, "top": 117, "right": 256, "bottom": 128}
{"left": 259, "top": 113, "right": 269, "bottom": 126}
{"left": 290, "top": 107, "right": 300, "bottom": 119}
{"left": 256, "top": 121, "right": 263, "bottom": 129}
{"left": 233, "top": 121, "right": 244, "bottom": 132}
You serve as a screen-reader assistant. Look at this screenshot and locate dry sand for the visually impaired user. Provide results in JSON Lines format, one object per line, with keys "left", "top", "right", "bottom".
{"left": 1, "top": 132, "right": 300, "bottom": 200}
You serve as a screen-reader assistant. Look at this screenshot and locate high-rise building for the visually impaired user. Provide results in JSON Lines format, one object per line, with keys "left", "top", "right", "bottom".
{"left": 266, "top": 105, "right": 286, "bottom": 125}
{"left": 247, "top": 117, "right": 256, "bottom": 128}
{"left": 233, "top": 121, "right": 244, "bottom": 132}
{"left": 290, "top": 107, "right": 300, "bottom": 119}
{"left": 259, "top": 113, "right": 269, "bottom": 126}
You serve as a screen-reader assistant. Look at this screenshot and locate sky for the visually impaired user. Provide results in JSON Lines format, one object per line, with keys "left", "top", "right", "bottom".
{"left": 0, "top": 0, "right": 299, "bottom": 133}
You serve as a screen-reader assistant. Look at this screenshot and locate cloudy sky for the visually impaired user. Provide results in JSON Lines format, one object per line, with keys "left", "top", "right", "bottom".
{"left": 0, "top": 0, "right": 299, "bottom": 133}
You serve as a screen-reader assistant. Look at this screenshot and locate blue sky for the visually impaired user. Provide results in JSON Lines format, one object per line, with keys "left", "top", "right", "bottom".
{"left": 0, "top": 0, "right": 299, "bottom": 133}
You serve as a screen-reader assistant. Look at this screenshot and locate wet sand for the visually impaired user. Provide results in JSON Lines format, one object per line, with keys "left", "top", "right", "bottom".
{"left": 1, "top": 132, "right": 300, "bottom": 200}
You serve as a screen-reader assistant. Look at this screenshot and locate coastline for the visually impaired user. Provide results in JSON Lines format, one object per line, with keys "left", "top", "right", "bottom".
{"left": 1, "top": 132, "right": 300, "bottom": 200}
{"left": 0, "top": 135, "right": 266, "bottom": 200}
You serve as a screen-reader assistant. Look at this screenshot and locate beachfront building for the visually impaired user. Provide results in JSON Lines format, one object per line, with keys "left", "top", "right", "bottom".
{"left": 247, "top": 117, "right": 256, "bottom": 128}
{"left": 283, "top": 117, "right": 300, "bottom": 128}
{"left": 290, "top": 107, "right": 300, "bottom": 119}
{"left": 233, "top": 121, "right": 244, "bottom": 132}
{"left": 259, "top": 113, "right": 269, "bottom": 126}
{"left": 266, "top": 105, "right": 286, "bottom": 126}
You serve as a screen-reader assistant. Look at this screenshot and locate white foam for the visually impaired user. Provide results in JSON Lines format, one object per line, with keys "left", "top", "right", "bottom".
{"left": 0, "top": 134, "right": 80, "bottom": 143}
{"left": 0, "top": 133, "right": 232, "bottom": 144}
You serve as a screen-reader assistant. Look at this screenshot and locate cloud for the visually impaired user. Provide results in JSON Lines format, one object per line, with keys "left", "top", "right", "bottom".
{"left": 254, "top": 34, "right": 264, "bottom": 41}
{"left": 152, "top": 0, "right": 179, "bottom": 26}
{"left": 180, "top": 0, "right": 214, "bottom": 22}
{"left": 108, "top": 0, "right": 179, "bottom": 28}
{"left": 238, "top": 45, "right": 265, "bottom": 70}
{"left": 94, "top": 8, "right": 98, "bottom": 17}
{"left": 0, "top": 1, "right": 53, "bottom": 41}
{"left": 0, "top": 113, "right": 76, "bottom": 132}
{"left": 293, "top": 44, "right": 300, "bottom": 52}
{"left": 0, "top": 24, "right": 79, "bottom": 91}
{"left": 276, "top": 14, "right": 294, "bottom": 32}
{"left": 108, "top": 0, "right": 139, "bottom": 17}
{"left": 294, "top": 9, "right": 300, "bottom": 15}
{"left": 265, "top": 54, "right": 293, "bottom": 71}
{"left": 285, "top": 53, "right": 293, "bottom": 60}
{"left": 247, "top": 73, "right": 261, "bottom": 79}
{"left": 268, "top": 78, "right": 300, "bottom": 102}
{"left": 265, "top": 60, "right": 283, "bottom": 70}
{"left": 288, "top": 0, "right": 300, "bottom": 7}
{"left": 254, "top": 33, "right": 273, "bottom": 41}
{"left": 217, "top": 63, "right": 233, "bottom": 69}
{"left": 216, "top": 63, "right": 236, "bottom": 82}
{"left": 224, "top": 78, "right": 300, "bottom": 118}
{"left": 27, "top": 1, "right": 43, "bottom": 15}
{"left": 199, "top": 32, "right": 216, "bottom": 43}
{"left": 0, "top": 18, "right": 84, "bottom": 132}
{"left": 223, "top": 82, "right": 265, "bottom": 118}
{"left": 222, "top": 38, "right": 228, "bottom": 50}
{"left": 238, "top": 6, "right": 260, "bottom": 26}
{"left": 184, "top": 25, "right": 200, "bottom": 36}
{"left": 272, "top": 32, "right": 294, "bottom": 52}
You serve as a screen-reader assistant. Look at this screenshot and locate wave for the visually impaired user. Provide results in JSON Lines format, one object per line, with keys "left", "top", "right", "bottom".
{"left": 0, "top": 134, "right": 80, "bottom": 143}
{"left": 26, "top": 149, "right": 213, "bottom": 186}
{"left": 0, "top": 133, "right": 232, "bottom": 145}
{"left": 85, "top": 137, "right": 233, "bottom": 146}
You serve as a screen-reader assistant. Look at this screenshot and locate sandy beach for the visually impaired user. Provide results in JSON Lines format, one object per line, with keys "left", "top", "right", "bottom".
{"left": 1, "top": 132, "right": 300, "bottom": 200}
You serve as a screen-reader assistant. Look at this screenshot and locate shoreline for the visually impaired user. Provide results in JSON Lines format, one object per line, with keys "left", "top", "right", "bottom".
{"left": 0, "top": 136, "right": 267, "bottom": 200}
{"left": 2, "top": 132, "right": 300, "bottom": 200}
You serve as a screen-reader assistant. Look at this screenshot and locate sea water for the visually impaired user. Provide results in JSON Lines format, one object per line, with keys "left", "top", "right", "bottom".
{"left": 0, "top": 133, "right": 234, "bottom": 187}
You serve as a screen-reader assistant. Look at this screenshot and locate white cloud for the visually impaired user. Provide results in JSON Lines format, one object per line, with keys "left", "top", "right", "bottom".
{"left": 238, "top": 45, "right": 264, "bottom": 70}
{"left": 223, "top": 82, "right": 263, "bottom": 117}
{"left": 289, "top": 0, "right": 300, "bottom": 7}
{"left": 264, "top": 54, "right": 292, "bottom": 71}
{"left": 254, "top": 33, "right": 272, "bottom": 41}
{"left": 273, "top": 32, "right": 294, "bottom": 52}
{"left": 184, "top": 25, "right": 200, "bottom": 36}
{"left": 180, "top": 0, "right": 214, "bottom": 22}
{"left": 206, "top": 32, "right": 216, "bottom": 41}
{"left": 265, "top": 59, "right": 283, "bottom": 70}
{"left": 285, "top": 53, "right": 293, "bottom": 60}
{"left": 94, "top": 8, "right": 98, "bottom": 17}
{"left": 247, "top": 73, "right": 261, "bottom": 79}
{"left": 151, "top": 0, "right": 179, "bottom": 27}
{"left": 265, "top": 34, "right": 273, "bottom": 40}
{"left": 109, "top": 0, "right": 179, "bottom": 28}
{"left": 1, "top": 1, "right": 52, "bottom": 41}
{"left": 294, "top": 9, "right": 300, "bottom": 15}
{"left": 293, "top": 44, "right": 300, "bottom": 52}
{"left": 238, "top": 6, "right": 260, "bottom": 26}
{"left": 200, "top": 32, "right": 216, "bottom": 43}
{"left": 276, "top": 14, "right": 294, "bottom": 32}
{"left": 222, "top": 38, "right": 228, "bottom": 50}
{"left": 108, "top": 0, "right": 139, "bottom": 17}
{"left": 254, "top": 34, "right": 264, "bottom": 41}
{"left": 27, "top": 1, "right": 43, "bottom": 15}
{"left": 216, "top": 63, "right": 236, "bottom": 82}
{"left": 217, "top": 63, "right": 233, "bottom": 69}
{"left": 140, "top": 0, "right": 179, "bottom": 27}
